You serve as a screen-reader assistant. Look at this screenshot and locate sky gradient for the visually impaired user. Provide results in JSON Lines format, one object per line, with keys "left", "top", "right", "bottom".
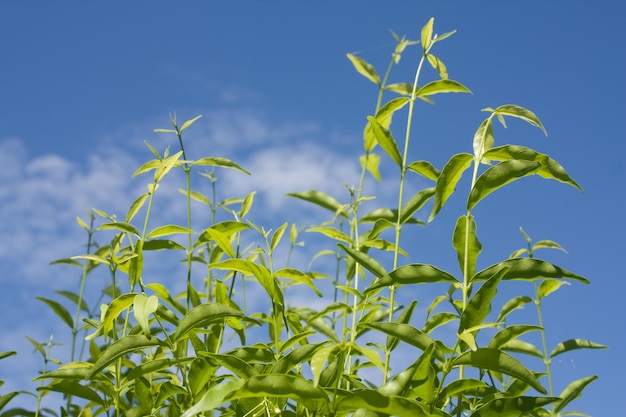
{"left": 0, "top": 2, "right": 624, "bottom": 415}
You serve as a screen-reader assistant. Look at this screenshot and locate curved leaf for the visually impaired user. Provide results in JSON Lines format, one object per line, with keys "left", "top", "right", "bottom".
{"left": 360, "top": 208, "right": 423, "bottom": 225}
{"left": 429, "top": 153, "right": 473, "bottom": 222}
{"left": 407, "top": 160, "right": 440, "bottom": 180}
{"left": 338, "top": 244, "right": 386, "bottom": 279}
{"left": 286, "top": 190, "right": 348, "bottom": 218}
{"left": 99, "top": 221, "right": 140, "bottom": 237}
{"left": 488, "top": 325, "right": 542, "bottom": 350}
{"left": 364, "top": 98, "right": 410, "bottom": 152}
{"left": 181, "top": 379, "right": 244, "bottom": 417}
{"left": 421, "top": 17, "right": 434, "bottom": 51}
{"left": 86, "top": 334, "right": 164, "bottom": 379}
{"left": 146, "top": 224, "right": 192, "bottom": 239}
{"left": 501, "top": 339, "right": 544, "bottom": 359}
{"left": 452, "top": 215, "right": 482, "bottom": 278}
{"left": 550, "top": 339, "right": 607, "bottom": 358}
{"left": 358, "top": 322, "right": 444, "bottom": 361}
{"left": 367, "top": 116, "right": 402, "bottom": 167}
{"left": 555, "top": 375, "right": 598, "bottom": 413}
{"left": 497, "top": 295, "right": 533, "bottom": 323}
{"left": 416, "top": 79, "right": 471, "bottom": 97}
{"left": 39, "top": 381, "right": 104, "bottom": 405}
{"left": 451, "top": 348, "right": 546, "bottom": 394}
{"left": 172, "top": 304, "right": 247, "bottom": 342}
{"left": 483, "top": 144, "right": 582, "bottom": 191}
{"left": 192, "top": 157, "right": 250, "bottom": 175}
{"left": 470, "top": 395, "right": 559, "bottom": 417}
{"left": 227, "top": 374, "right": 329, "bottom": 402}
{"left": 459, "top": 267, "right": 508, "bottom": 334}
{"left": 538, "top": 279, "right": 570, "bottom": 300}
{"left": 307, "top": 226, "right": 352, "bottom": 244}
{"left": 400, "top": 187, "right": 435, "bottom": 224}
{"left": 473, "top": 258, "right": 588, "bottom": 284}
{"left": 473, "top": 118, "right": 494, "bottom": 163}
{"left": 36, "top": 297, "right": 73, "bottom": 329}
{"left": 347, "top": 53, "right": 380, "bottom": 85}
{"left": 336, "top": 390, "right": 445, "bottom": 417}
{"left": 485, "top": 104, "right": 547, "bottom": 135}
{"left": 365, "top": 263, "right": 458, "bottom": 294}
{"left": 467, "top": 160, "right": 541, "bottom": 210}
{"left": 423, "top": 312, "right": 458, "bottom": 334}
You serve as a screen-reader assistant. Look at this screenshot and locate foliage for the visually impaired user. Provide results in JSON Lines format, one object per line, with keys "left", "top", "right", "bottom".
{"left": 0, "top": 17, "right": 605, "bottom": 417}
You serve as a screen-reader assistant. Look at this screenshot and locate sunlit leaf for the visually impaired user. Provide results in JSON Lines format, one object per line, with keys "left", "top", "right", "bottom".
{"left": 451, "top": 348, "right": 546, "bottom": 394}
{"left": 192, "top": 157, "right": 250, "bottom": 175}
{"left": 179, "top": 114, "right": 202, "bottom": 133}
{"left": 133, "top": 294, "right": 158, "bottom": 338}
{"left": 497, "top": 295, "right": 533, "bottom": 323}
{"left": 307, "top": 226, "right": 352, "bottom": 244}
{"left": 86, "top": 334, "right": 164, "bottom": 379}
{"left": 407, "top": 160, "right": 440, "bottom": 180}
{"left": 421, "top": 17, "right": 434, "bottom": 51}
{"left": 360, "top": 208, "right": 422, "bottom": 225}
{"left": 468, "top": 160, "right": 541, "bottom": 210}
{"left": 99, "top": 221, "right": 140, "bottom": 237}
{"left": 401, "top": 187, "right": 435, "bottom": 224}
{"left": 360, "top": 153, "right": 382, "bottom": 181}
{"left": 501, "top": 339, "right": 544, "bottom": 359}
{"left": 473, "top": 118, "right": 494, "bottom": 163}
{"left": 146, "top": 224, "right": 192, "bottom": 239}
{"left": 358, "top": 322, "right": 445, "bottom": 361}
{"left": 286, "top": 190, "right": 348, "bottom": 218}
{"left": 473, "top": 258, "right": 588, "bottom": 284}
{"left": 484, "top": 104, "right": 547, "bottom": 135}
{"left": 459, "top": 267, "right": 508, "bottom": 336}
{"left": 488, "top": 325, "right": 542, "bottom": 350}
{"left": 470, "top": 395, "right": 559, "bottom": 417}
{"left": 172, "top": 303, "right": 247, "bottom": 342}
{"left": 423, "top": 312, "right": 457, "bottom": 334}
{"left": 453, "top": 215, "right": 482, "bottom": 279}
{"left": 126, "top": 193, "right": 149, "bottom": 223}
{"left": 426, "top": 54, "right": 448, "bottom": 79}
{"left": 39, "top": 381, "right": 104, "bottom": 405}
{"left": 181, "top": 379, "right": 244, "bottom": 417}
{"left": 338, "top": 244, "right": 387, "bottom": 279}
{"left": 337, "top": 389, "right": 444, "bottom": 417}
{"left": 555, "top": 375, "right": 598, "bottom": 413}
{"left": 429, "top": 153, "right": 473, "bottom": 222}
{"left": 143, "top": 239, "right": 185, "bottom": 251}
{"left": 550, "top": 339, "right": 607, "bottom": 358}
{"left": 387, "top": 300, "right": 417, "bottom": 351}
{"left": 365, "top": 263, "right": 458, "bottom": 294}
{"left": 364, "top": 98, "right": 410, "bottom": 152}
{"left": 227, "top": 374, "right": 329, "bottom": 403}
{"left": 367, "top": 116, "right": 402, "bottom": 167}
{"left": 36, "top": 297, "right": 73, "bottom": 329}
{"left": 347, "top": 53, "right": 380, "bottom": 85}
{"left": 416, "top": 79, "right": 471, "bottom": 97}
{"left": 538, "top": 279, "right": 570, "bottom": 300}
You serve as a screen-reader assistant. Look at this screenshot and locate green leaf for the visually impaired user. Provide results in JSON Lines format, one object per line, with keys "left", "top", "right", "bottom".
{"left": 126, "top": 358, "right": 188, "bottom": 381}
{"left": 360, "top": 153, "right": 382, "bottom": 181}
{"left": 132, "top": 159, "right": 160, "bottom": 178}
{"left": 473, "top": 118, "right": 494, "bottom": 162}
{"left": 133, "top": 294, "right": 158, "bottom": 338}
{"left": 497, "top": 295, "right": 533, "bottom": 323}
{"left": 39, "top": 381, "right": 104, "bottom": 405}
{"left": 99, "top": 221, "right": 140, "bottom": 237}
{"left": 311, "top": 343, "right": 338, "bottom": 387}
{"left": 358, "top": 322, "right": 444, "bottom": 361}
{"left": 146, "top": 224, "right": 192, "bottom": 239}
{"left": 429, "top": 153, "right": 473, "bottom": 222}
{"left": 338, "top": 244, "right": 386, "bottom": 279}
{"left": 452, "top": 215, "right": 482, "bottom": 279}
{"left": 36, "top": 297, "right": 73, "bottom": 329}
{"left": 154, "top": 150, "right": 183, "bottom": 183}
{"left": 192, "top": 156, "right": 250, "bottom": 175}
{"left": 473, "top": 258, "right": 589, "bottom": 284}
{"left": 181, "top": 379, "right": 244, "bottom": 417}
{"left": 367, "top": 116, "right": 402, "bottom": 167}
{"left": 416, "top": 79, "right": 471, "bottom": 97}
{"left": 50, "top": 258, "right": 83, "bottom": 267}
{"left": 0, "top": 351, "right": 16, "bottom": 361}
{"left": 275, "top": 268, "right": 323, "bottom": 297}
{"left": 227, "top": 374, "right": 329, "bottom": 402}
{"left": 172, "top": 303, "right": 247, "bottom": 342}
{"left": 195, "top": 227, "right": 235, "bottom": 258}
{"left": 421, "top": 17, "right": 434, "bottom": 51}
{"left": 555, "top": 375, "right": 598, "bottom": 413}
{"left": 387, "top": 300, "right": 417, "bottom": 352}
{"left": 346, "top": 53, "right": 380, "bottom": 85}
{"left": 538, "top": 279, "right": 570, "bottom": 299}
{"left": 125, "top": 193, "right": 149, "bottom": 223}
{"left": 483, "top": 144, "right": 582, "bottom": 191}
{"left": 286, "top": 190, "right": 348, "bottom": 218}
{"left": 337, "top": 389, "right": 445, "bottom": 417}
{"left": 485, "top": 104, "right": 547, "bottom": 135}
{"left": 470, "top": 395, "right": 559, "bottom": 417}
{"left": 467, "top": 160, "right": 542, "bottom": 210}
{"left": 102, "top": 293, "right": 136, "bottom": 337}
{"left": 143, "top": 239, "right": 186, "bottom": 251}
{"left": 365, "top": 263, "right": 458, "bottom": 295}
{"left": 400, "top": 187, "right": 435, "bottom": 224}
{"left": 501, "top": 339, "right": 544, "bottom": 359}
{"left": 307, "top": 226, "right": 352, "bottom": 244}
{"left": 550, "top": 339, "right": 607, "bottom": 358}
{"left": 438, "top": 379, "right": 492, "bottom": 401}
{"left": 533, "top": 239, "right": 567, "bottom": 253}
{"left": 407, "top": 160, "right": 440, "bottom": 180}
{"left": 423, "top": 312, "right": 458, "bottom": 334}
{"left": 426, "top": 54, "right": 448, "bottom": 79}
{"left": 459, "top": 267, "right": 508, "bottom": 334}
{"left": 179, "top": 114, "right": 202, "bottom": 133}
{"left": 0, "top": 392, "right": 19, "bottom": 409}
{"left": 488, "top": 325, "right": 542, "bottom": 350}
{"left": 293, "top": 308, "right": 339, "bottom": 342}
{"left": 211, "top": 259, "right": 283, "bottom": 308}
{"left": 240, "top": 191, "right": 255, "bottom": 218}
{"left": 360, "top": 208, "right": 423, "bottom": 225}
{"left": 55, "top": 290, "right": 89, "bottom": 312}
{"left": 452, "top": 348, "right": 546, "bottom": 394}
{"left": 199, "top": 353, "right": 259, "bottom": 378}
{"left": 364, "top": 98, "right": 410, "bottom": 152}
{"left": 86, "top": 334, "right": 164, "bottom": 379}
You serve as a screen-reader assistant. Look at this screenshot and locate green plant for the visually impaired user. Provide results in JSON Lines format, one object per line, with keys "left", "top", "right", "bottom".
{"left": 3, "top": 17, "right": 605, "bottom": 417}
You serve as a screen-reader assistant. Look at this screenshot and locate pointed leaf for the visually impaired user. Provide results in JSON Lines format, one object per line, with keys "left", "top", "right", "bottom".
{"left": 364, "top": 98, "right": 410, "bottom": 152}
{"left": 86, "top": 334, "right": 164, "bottom": 379}
{"left": 459, "top": 267, "right": 508, "bottom": 334}
{"left": 360, "top": 153, "right": 382, "bottom": 181}
{"left": 421, "top": 17, "right": 434, "bottom": 51}
{"left": 497, "top": 295, "right": 533, "bottom": 323}
{"left": 192, "top": 157, "right": 250, "bottom": 175}
{"left": 172, "top": 303, "right": 247, "bottom": 342}
{"left": 429, "top": 153, "right": 473, "bottom": 221}
{"left": 346, "top": 53, "right": 380, "bottom": 85}
{"left": 337, "top": 390, "right": 444, "bottom": 417}
{"left": 426, "top": 54, "right": 448, "bottom": 79}
{"left": 538, "top": 279, "right": 570, "bottom": 299}
{"left": 146, "top": 224, "right": 192, "bottom": 239}
{"left": 501, "top": 339, "right": 544, "bottom": 359}
{"left": 365, "top": 263, "right": 458, "bottom": 294}
{"left": 468, "top": 160, "right": 541, "bottom": 210}
{"left": 307, "top": 226, "right": 352, "bottom": 244}
{"left": 227, "top": 374, "right": 329, "bottom": 402}
{"left": 484, "top": 144, "right": 582, "bottom": 191}
{"left": 473, "top": 118, "right": 494, "bottom": 162}
{"left": 143, "top": 239, "right": 186, "bottom": 251}
{"left": 360, "top": 208, "right": 422, "bottom": 225}
{"left": 126, "top": 193, "right": 149, "bottom": 223}
{"left": 486, "top": 104, "right": 547, "bottom": 135}
{"left": 133, "top": 294, "right": 158, "bottom": 338}
{"left": 286, "top": 190, "right": 348, "bottom": 218}
{"left": 194, "top": 227, "right": 234, "bottom": 258}
{"left": 407, "top": 160, "right": 440, "bottom": 181}
{"left": 423, "top": 312, "right": 458, "bottom": 334}
{"left": 387, "top": 300, "right": 417, "bottom": 351}
{"left": 367, "top": 116, "right": 402, "bottom": 167}
{"left": 400, "top": 187, "right": 435, "bottom": 224}
{"left": 452, "top": 215, "right": 482, "bottom": 279}
{"left": 473, "top": 258, "right": 589, "bottom": 284}
{"left": 338, "top": 244, "right": 387, "bottom": 279}
{"left": 99, "top": 222, "right": 140, "bottom": 237}
{"left": 550, "top": 339, "right": 607, "bottom": 358}
{"left": 488, "top": 325, "right": 542, "bottom": 350}
{"left": 451, "top": 348, "right": 546, "bottom": 394}
{"left": 470, "top": 395, "right": 559, "bottom": 417}
{"left": 181, "top": 379, "right": 244, "bottom": 417}
{"left": 555, "top": 375, "right": 598, "bottom": 413}
{"left": 179, "top": 115, "right": 202, "bottom": 133}
{"left": 358, "top": 322, "right": 444, "bottom": 361}
{"left": 416, "top": 79, "right": 471, "bottom": 97}
{"left": 36, "top": 297, "right": 73, "bottom": 329}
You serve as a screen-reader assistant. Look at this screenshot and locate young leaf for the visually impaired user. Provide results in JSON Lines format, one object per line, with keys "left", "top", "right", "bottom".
{"left": 467, "top": 160, "right": 541, "bottom": 210}
{"left": 421, "top": 17, "right": 434, "bottom": 52}
{"left": 180, "top": 379, "right": 244, "bottom": 417}
{"left": 192, "top": 157, "right": 250, "bottom": 175}
{"left": 102, "top": 293, "right": 136, "bottom": 337}
{"left": 365, "top": 263, "right": 458, "bottom": 294}
{"left": 179, "top": 114, "right": 202, "bottom": 133}
{"left": 416, "top": 80, "right": 471, "bottom": 97}
{"left": 286, "top": 190, "right": 348, "bottom": 218}
{"left": 451, "top": 348, "right": 547, "bottom": 394}
{"left": 497, "top": 295, "right": 533, "bottom": 323}
{"left": 487, "top": 325, "right": 542, "bottom": 350}
{"left": 429, "top": 153, "right": 473, "bottom": 222}
{"left": 473, "top": 258, "right": 589, "bottom": 284}
{"left": 360, "top": 153, "right": 382, "bottom": 181}
{"left": 338, "top": 244, "right": 387, "bottom": 279}
{"left": 154, "top": 150, "right": 183, "bottom": 183}
{"left": 459, "top": 267, "right": 508, "bottom": 335}
{"left": 400, "top": 187, "right": 435, "bottom": 224}
{"left": 500, "top": 339, "right": 544, "bottom": 359}
{"left": 211, "top": 259, "right": 283, "bottom": 307}
{"left": 172, "top": 304, "right": 247, "bottom": 342}
{"left": 36, "top": 297, "right": 73, "bottom": 329}
{"left": 85, "top": 334, "right": 164, "bottom": 379}
{"left": 485, "top": 104, "right": 547, "bottom": 135}
{"left": 555, "top": 375, "right": 598, "bottom": 413}
{"left": 125, "top": 193, "right": 149, "bottom": 223}
{"left": 426, "top": 54, "right": 448, "bottom": 79}
{"left": 346, "top": 53, "right": 380, "bottom": 85}
{"left": 99, "top": 221, "right": 140, "bottom": 237}
{"left": 483, "top": 144, "right": 582, "bottom": 191}
{"left": 550, "top": 339, "right": 607, "bottom": 358}
{"left": 452, "top": 215, "right": 482, "bottom": 279}
{"left": 423, "top": 312, "right": 458, "bottom": 334}
{"left": 473, "top": 118, "right": 494, "bottom": 163}
{"left": 194, "top": 227, "right": 235, "bottom": 258}
{"left": 358, "top": 322, "right": 445, "bottom": 361}
{"left": 307, "top": 226, "right": 352, "bottom": 244}
{"left": 133, "top": 294, "right": 159, "bottom": 338}
{"left": 470, "top": 395, "right": 560, "bottom": 417}
{"left": 363, "top": 98, "right": 410, "bottom": 152}
{"left": 146, "top": 224, "right": 192, "bottom": 239}
{"left": 387, "top": 300, "right": 417, "bottom": 351}
{"left": 367, "top": 116, "right": 403, "bottom": 167}
{"left": 538, "top": 279, "right": 569, "bottom": 299}
{"left": 407, "top": 160, "right": 440, "bottom": 181}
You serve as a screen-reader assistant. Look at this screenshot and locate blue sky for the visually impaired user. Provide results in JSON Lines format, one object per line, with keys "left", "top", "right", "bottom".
{"left": 0, "top": 2, "right": 624, "bottom": 415}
